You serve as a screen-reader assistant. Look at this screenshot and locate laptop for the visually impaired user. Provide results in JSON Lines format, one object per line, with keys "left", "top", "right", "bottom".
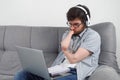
{"left": 16, "top": 46, "right": 55, "bottom": 80}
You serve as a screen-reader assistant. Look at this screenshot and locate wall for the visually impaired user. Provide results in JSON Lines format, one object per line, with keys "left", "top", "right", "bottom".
{"left": 0, "top": 0, "right": 120, "bottom": 67}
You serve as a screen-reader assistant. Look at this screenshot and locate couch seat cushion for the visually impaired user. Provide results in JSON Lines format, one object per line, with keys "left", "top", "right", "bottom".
{"left": 0, "top": 74, "right": 13, "bottom": 80}
{"left": 0, "top": 51, "right": 22, "bottom": 75}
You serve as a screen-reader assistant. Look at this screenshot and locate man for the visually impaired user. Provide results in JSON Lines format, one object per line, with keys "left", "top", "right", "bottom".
{"left": 14, "top": 4, "right": 101, "bottom": 80}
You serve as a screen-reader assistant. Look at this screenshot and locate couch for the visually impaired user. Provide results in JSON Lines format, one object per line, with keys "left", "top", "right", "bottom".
{"left": 0, "top": 22, "right": 119, "bottom": 80}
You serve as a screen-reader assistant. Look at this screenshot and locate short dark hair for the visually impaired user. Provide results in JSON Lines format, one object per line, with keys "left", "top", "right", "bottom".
{"left": 67, "top": 4, "right": 91, "bottom": 26}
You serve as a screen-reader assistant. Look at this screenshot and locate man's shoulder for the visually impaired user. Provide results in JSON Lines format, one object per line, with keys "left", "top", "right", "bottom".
{"left": 87, "top": 28, "right": 100, "bottom": 38}
{"left": 63, "top": 30, "right": 69, "bottom": 36}
{"left": 87, "top": 28, "right": 97, "bottom": 34}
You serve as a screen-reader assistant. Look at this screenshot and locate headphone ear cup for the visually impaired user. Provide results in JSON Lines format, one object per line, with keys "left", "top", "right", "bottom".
{"left": 86, "top": 14, "right": 90, "bottom": 26}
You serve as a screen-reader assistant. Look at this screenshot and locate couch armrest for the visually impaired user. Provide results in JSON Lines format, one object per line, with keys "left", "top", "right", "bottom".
{"left": 88, "top": 65, "right": 120, "bottom": 80}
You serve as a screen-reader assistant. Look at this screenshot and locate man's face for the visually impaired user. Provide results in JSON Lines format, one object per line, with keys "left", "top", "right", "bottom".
{"left": 67, "top": 18, "right": 85, "bottom": 35}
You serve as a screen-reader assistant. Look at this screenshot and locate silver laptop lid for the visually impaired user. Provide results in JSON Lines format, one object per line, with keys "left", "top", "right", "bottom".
{"left": 16, "top": 46, "right": 51, "bottom": 80}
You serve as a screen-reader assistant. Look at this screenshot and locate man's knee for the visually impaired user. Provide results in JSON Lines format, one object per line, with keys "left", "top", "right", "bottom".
{"left": 14, "top": 70, "right": 29, "bottom": 80}
{"left": 55, "top": 74, "right": 77, "bottom": 80}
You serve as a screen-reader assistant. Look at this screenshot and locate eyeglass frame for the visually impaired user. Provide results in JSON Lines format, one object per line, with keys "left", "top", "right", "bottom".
{"left": 66, "top": 22, "right": 82, "bottom": 28}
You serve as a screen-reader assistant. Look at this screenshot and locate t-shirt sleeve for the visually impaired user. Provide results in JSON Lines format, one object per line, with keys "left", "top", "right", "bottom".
{"left": 80, "top": 31, "right": 101, "bottom": 54}
{"left": 61, "top": 30, "right": 69, "bottom": 40}
{"left": 58, "top": 30, "right": 69, "bottom": 52}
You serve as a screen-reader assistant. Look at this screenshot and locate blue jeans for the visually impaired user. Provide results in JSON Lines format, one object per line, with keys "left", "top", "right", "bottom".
{"left": 14, "top": 68, "right": 77, "bottom": 80}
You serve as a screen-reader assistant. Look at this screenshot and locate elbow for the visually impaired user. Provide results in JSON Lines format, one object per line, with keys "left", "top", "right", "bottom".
{"left": 61, "top": 44, "right": 69, "bottom": 51}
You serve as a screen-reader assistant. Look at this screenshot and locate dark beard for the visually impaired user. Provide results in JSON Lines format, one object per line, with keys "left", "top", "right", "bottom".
{"left": 73, "top": 26, "right": 86, "bottom": 36}
{"left": 73, "top": 29, "right": 84, "bottom": 36}
{"left": 73, "top": 33, "right": 80, "bottom": 36}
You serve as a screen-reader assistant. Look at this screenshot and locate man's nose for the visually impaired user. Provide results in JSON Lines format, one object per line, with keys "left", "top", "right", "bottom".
{"left": 70, "top": 26, "right": 75, "bottom": 30}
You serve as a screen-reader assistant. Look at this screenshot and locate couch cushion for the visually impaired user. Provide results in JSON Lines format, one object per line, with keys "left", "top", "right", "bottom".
{"left": 89, "top": 65, "right": 120, "bottom": 80}
{"left": 44, "top": 52, "right": 58, "bottom": 67}
{"left": 0, "top": 50, "right": 4, "bottom": 61}
{"left": 0, "top": 51, "right": 22, "bottom": 75}
{"left": 90, "top": 22, "right": 120, "bottom": 73}
{"left": 0, "top": 26, "right": 5, "bottom": 50}
{"left": 0, "top": 26, "right": 5, "bottom": 61}
{"left": 0, "top": 74, "right": 13, "bottom": 80}
{"left": 31, "top": 27, "right": 58, "bottom": 53}
{"left": 4, "top": 26, "right": 31, "bottom": 51}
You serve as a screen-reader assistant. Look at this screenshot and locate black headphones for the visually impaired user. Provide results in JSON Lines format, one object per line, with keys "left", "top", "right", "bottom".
{"left": 75, "top": 5, "right": 90, "bottom": 26}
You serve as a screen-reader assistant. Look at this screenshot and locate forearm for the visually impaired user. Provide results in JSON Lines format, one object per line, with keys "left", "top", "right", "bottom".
{"left": 63, "top": 48, "right": 90, "bottom": 64}
{"left": 61, "top": 34, "right": 72, "bottom": 48}
{"left": 63, "top": 50, "right": 76, "bottom": 64}
{"left": 61, "top": 31, "right": 73, "bottom": 50}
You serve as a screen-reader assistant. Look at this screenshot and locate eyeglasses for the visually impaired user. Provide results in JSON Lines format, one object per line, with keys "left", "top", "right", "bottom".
{"left": 66, "top": 22, "right": 82, "bottom": 28}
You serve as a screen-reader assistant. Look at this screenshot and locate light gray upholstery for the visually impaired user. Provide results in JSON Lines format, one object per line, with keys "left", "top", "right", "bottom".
{"left": 31, "top": 27, "right": 59, "bottom": 67}
{"left": 90, "top": 22, "right": 120, "bottom": 73}
{"left": 31, "top": 27, "right": 58, "bottom": 53}
{"left": 89, "top": 65, "right": 120, "bottom": 80}
{"left": 0, "top": 22, "right": 119, "bottom": 80}
{"left": 88, "top": 22, "right": 120, "bottom": 80}
{"left": 4, "top": 26, "right": 31, "bottom": 51}
{"left": 0, "top": 26, "right": 5, "bottom": 61}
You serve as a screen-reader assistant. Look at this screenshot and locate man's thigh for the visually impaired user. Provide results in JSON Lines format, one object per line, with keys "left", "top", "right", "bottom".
{"left": 14, "top": 70, "right": 44, "bottom": 80}
{"left": 55, "top": 74, "right": 77, "bottom": 80}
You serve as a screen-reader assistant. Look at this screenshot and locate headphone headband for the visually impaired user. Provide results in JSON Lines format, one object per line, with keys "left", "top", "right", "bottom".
{"left": 75, "top": 6, "right": 88, "bottom": 14}
{"left": 75, "top": 6, "right": 90, "bottom": 26}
